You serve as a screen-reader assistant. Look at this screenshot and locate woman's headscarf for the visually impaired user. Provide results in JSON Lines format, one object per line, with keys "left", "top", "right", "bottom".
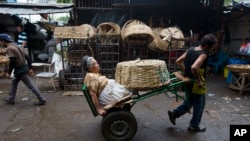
{"left": 82, "top": 55, "right": 94, "bottom": 72}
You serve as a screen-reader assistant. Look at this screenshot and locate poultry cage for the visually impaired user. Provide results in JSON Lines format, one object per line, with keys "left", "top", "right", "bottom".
{"left": 54, "top": 25, "right": 95, "bottom": 90}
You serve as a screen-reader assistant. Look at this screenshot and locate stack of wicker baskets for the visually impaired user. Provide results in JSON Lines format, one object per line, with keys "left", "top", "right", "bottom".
{"left": 121, "top": 19, "right": 154, "bottom": 46}
{"left": 54, "top": 24, "right": 96, "bottom": 39}
{"left": 227, "top": 64, "right": 250, "bottom": 74}
{"left": 115, "top": 59, "right": 170, "bottom": 89}
{"left": 96, "top": 22, "right": 121, "bottom": 44}
{"left": 97, "top": 22, "right": 121, "bottom": 35}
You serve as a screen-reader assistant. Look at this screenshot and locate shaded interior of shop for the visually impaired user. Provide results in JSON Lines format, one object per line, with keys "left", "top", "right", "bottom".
{"left": 75, "top": 0, "right": 224, "bottom": 36}
{"left": 1, "top": 0, "right": 238, "bottom": 91}
{"left": 71, "top": 0, "right": 225, "bottom": 79}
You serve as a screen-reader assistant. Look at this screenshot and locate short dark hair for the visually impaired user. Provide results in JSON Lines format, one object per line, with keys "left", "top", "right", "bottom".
{"left": 200, "top": 34, "right": 217, "bottom": 47}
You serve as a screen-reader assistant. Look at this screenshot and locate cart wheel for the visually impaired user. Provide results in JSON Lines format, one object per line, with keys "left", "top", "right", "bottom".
{"left": 59, "top": 70, "right": 64, "bottom": 90}
{"left": 102, "top": 111, "right": 137, "bottom": 141}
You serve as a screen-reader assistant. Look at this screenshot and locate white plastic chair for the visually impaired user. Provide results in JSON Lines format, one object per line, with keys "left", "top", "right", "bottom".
{"left": 35, "top": 62, "right": 57, "bottom": 91}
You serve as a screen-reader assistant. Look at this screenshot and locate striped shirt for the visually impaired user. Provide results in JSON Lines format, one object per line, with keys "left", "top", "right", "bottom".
{"left": 17, "top": 31, "right": 28, "bottom": 48}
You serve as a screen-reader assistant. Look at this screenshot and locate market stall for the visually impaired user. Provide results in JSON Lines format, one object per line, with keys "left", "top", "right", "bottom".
{"left": 227, "top": 64, "right": 250, "bottom": 94}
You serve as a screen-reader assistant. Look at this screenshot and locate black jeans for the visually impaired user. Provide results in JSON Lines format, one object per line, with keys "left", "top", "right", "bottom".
{"left": 9, "top": 74, "right": 45, "bottom": 101}
{"left": 175, "top": 93, "right": 206, "bottom": 127}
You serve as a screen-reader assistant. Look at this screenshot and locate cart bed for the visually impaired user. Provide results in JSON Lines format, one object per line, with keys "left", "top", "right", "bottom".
{"left": 82, "top": 72, "right": 189, "bottom": 117}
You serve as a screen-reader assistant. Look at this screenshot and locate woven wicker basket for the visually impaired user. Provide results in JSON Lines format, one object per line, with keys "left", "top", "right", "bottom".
{"left": 97, "top": 22, "right": 121, "bottom": 35}
{"left": 148, "top": 28, "right": 169, "bottom": 51}
{"left": 115, "top": 59, "right": 170, "bottom": 89}
{"left": 160, "top": 27, "right": 185, "bottom": 49}
{"left": 54, "top": 24, "right": 96, "bottom": 39}
{"left": 227, "top": 64, "right": 250, "bottom": 74}
{"left": 121, "top": 19, "right": 154, "bottom": 45}
{"left": 96, "top": 22, "right": 121, "bottom": 43}
{"left": 0, "top": 55, "right": 9, "bottom": 65}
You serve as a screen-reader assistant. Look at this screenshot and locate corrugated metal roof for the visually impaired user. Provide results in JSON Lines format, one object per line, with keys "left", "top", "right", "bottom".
{"left": 0, "top": 2, "right": 73, "bottom": 8}
{"left": 0, "top": 2, "right": 74, "bottom": 14}
{"left": 0, "top": 7, "right": 73, "bottom": 14}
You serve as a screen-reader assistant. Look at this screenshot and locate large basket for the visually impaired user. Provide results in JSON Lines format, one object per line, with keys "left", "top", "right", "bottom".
{"left": 96, "top": 22, "right": 121, "bottom": 43}
{"left": 148, "top": 28, "right": 169, "bottom": 51}
{"left": 54, "top": 24, "right": 96, "bottom": 39}
{"left": 121, "top": 19, "right": 154, "bottom": 45}
{"left": 115, "top": 59, "right": 170, "bottom": 89}
{"left": 227, "top": 64, "right": 250, "bottom": 74}
{"left": 97, "top": 22, "right": 121, "bottom": 35}
{"left": 160, "top": 27, "right": 185, "bottom": 49}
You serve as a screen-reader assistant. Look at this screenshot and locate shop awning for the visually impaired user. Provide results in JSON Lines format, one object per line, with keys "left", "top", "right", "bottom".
{"left": 0, "top": 2, "right": 74, "bottom": 15}
{"left": 0, "top": 7, "right": 73, "bottom": 15}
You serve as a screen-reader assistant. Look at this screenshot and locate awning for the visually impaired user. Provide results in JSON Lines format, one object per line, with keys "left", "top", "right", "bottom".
{"left": 0, "top": 2, "right": 74, "bottom": 15}
{"left": 0, "top": 7, "right": 73, "bottom": 15}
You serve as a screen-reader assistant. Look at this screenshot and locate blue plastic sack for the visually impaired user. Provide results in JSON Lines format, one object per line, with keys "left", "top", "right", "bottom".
{"left": 228, "top": 58, "right": 248, "bottom": 65}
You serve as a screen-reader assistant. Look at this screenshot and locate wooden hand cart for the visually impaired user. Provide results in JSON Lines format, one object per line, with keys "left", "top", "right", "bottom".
{"left": 82, "top": 72, "right": 191, "bottom": 141}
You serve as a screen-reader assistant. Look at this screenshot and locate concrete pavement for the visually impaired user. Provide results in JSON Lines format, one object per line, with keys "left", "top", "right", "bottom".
{"left": 0, "top": 74, "right": 249, "bottom": 141}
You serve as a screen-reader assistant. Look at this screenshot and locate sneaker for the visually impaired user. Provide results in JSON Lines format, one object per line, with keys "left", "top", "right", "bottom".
{"left": 4, "top": 97, "right": 15, "bottom": 105}
{"left": 188, "top": 125, "right": 206, "bottom": 132}
{"left": 168, "top": 110, "right": 176, "bottom": 125}
{"left": 34, "top": 99, "right": 46, "bottom": 106}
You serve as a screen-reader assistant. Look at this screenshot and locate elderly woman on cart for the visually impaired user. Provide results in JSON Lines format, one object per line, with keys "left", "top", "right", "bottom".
{"left": 82, "top": 55, "right": 132, "bottom": 116}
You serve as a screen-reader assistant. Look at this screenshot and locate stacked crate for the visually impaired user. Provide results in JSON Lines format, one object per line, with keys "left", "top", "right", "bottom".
{"left": 121, "top": 20, "right": 154, "bottom": 61}
{"left": 96, "top": 42, "right": 120, "bottom": 79}
{"left": 61, "top": 39, "right": 94, "bottom": 90}
{"left": 96, "top": 22, "right": 121, "bottom": 79}
{"left": 54, "top": 25, "right": 95, "bottom": 90}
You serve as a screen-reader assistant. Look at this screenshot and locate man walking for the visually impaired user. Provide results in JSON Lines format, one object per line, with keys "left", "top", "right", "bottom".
{"left": 168, "top": 34, "right": 217, "bottom": 132}
{"left": 0, "top": 33, "right": 46, "bottom": 106}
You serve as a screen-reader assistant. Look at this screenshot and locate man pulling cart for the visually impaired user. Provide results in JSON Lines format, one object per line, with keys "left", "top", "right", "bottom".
{"left": 82, "top": 58, "right": 191, "bottom": 141}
